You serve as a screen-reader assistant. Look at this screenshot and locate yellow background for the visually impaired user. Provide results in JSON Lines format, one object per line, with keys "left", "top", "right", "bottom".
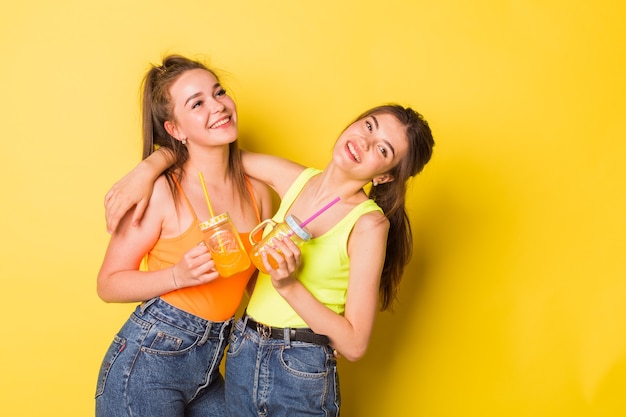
{"left": 1, "top": 1, "right": 625, "bottom": 416}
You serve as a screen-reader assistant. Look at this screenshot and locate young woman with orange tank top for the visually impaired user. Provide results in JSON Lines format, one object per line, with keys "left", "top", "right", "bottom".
{"left": 95, "top": 55, "right": 272, "bottom": 417}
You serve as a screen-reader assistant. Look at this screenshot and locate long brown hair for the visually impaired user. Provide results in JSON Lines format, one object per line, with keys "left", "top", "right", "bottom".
{"left": 352, "top": 104, "right": 435, "bottom": 310}
{"left": 140, "top": 54, "right": 247, "bottom": 203}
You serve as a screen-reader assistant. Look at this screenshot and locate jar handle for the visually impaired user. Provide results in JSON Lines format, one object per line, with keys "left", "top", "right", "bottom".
{"left": 248, "top": 219, "right": 276, "bottom": 245}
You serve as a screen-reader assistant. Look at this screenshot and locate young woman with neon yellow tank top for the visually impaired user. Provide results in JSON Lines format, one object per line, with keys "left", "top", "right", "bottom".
{"left": 104, "top": 103, "right": 435, "bottom": 416}
{"left": 95, "top": 55, "right": 273, "bottom": 416}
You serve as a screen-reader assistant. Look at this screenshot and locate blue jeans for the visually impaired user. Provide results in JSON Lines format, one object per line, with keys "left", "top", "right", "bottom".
{"left": 95, "top": 297, "right": 233, "bottom": 417}
{"left": 225, "top": 317, "right": 340, "bottom": 417}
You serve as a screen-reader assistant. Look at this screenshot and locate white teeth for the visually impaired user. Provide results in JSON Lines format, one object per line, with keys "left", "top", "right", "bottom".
{"left": 347, "top": 142, "right": 361, "bottom": 162}
{"left": 210, "top": 117, "right": 230, "bottom": 129}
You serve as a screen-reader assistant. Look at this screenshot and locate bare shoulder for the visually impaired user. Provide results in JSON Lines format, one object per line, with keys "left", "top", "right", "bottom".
{"left": 352, "top": 209, "right": 389, "bottom": 238}
{"left": 151, "top": 175, "right": 174, "bottom": 202}
{"left": 247, "top": 175, "right": 270, "bottom": 195}
{"left": 145, "top": 175, "right": 176, "bottom": 218}
{"left": 347, "top": 208, "right": 389, "bottom": 263}
{"left": 146, "top": 175, "right": 180, "bottom": 236}
{"left": 247, "top": 176, "right": 274, "bottom": 218}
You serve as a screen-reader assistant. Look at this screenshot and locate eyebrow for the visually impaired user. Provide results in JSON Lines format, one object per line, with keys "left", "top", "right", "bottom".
{"left": 184, "top": 92, "right": 202, "bottom": 107}
{"left": 371, "top": 115, "right": 396, "bottom": 157}
{"left": 183, "top": 83, "right": 222, "bottom": 107}
{"left": 385, "top": 140, "right": 396, "bottom": 157}
{"left": 371, "top": 115, "right": 379, "bottom": 129}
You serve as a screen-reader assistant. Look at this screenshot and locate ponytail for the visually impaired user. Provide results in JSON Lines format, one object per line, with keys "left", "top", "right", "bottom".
{"left": 357, "top": 105, "right": 434, "bottom": 310}
{"left": 369, "top": 181, "right": 412, "bottom": 310}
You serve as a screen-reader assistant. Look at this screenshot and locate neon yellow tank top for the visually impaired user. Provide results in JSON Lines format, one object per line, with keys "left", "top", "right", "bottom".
{"left": 246, "top": 168, "right": 383, "bottom": 328}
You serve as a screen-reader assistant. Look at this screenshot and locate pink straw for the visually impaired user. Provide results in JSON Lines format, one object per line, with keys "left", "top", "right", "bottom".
{"left": 300, "top": 197, "right": 341, "bottom": 228}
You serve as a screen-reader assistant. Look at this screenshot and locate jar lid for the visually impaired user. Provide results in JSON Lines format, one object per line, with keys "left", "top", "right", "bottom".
{"left": 286, "top": 214, "right": 312, "bottom": 241}
{"left": 199, "top": 212, "right": 230, "bottom": 231}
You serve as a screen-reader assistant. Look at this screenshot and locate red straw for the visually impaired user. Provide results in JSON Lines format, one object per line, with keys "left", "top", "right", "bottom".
{"left": 300, "top": 197, "right": 341, "bottom": 228}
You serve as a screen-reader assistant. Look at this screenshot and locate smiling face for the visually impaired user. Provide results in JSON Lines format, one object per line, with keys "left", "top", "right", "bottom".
{"left": 164, "top": 68, "right": 238, "bottom": 147}
{"left": 333, "top": 112, "right": 409, "bottom": 184}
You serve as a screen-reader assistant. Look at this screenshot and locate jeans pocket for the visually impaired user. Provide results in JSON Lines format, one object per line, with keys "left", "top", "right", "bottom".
{"left": 279, "top": 345, "right": 328, "bottom": 378}
{"left": 95, "top": 335, "right": 126, "bottom": 398}
{"left": 141, "top": 324, "right": 200, "bottom": 356}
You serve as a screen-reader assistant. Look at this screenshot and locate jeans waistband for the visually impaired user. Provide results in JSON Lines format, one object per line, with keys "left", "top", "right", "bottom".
{"left": 138, "top": 297, "right": 232, "bottom": 341}
{"left": 244, "top": 315, "right": 330, "bottom": 347}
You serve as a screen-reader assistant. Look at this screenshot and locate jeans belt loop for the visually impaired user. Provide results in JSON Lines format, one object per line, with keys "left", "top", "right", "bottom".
{"left": 198, "top": 322, "right": 213, "bottom": 346}
{"left": 139, "top": 297, "right": 158, "bottom": 315}
{"left": 284, "top": 327, "right": 292, "bottom": 349}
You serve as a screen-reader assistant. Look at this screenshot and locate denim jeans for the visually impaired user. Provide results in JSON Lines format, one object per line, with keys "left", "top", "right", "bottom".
{"left": 225, "top": 317, "right": 340, "bottom": 417}
{"left": 95, "top": 297, "right": 233, "bottom": 417}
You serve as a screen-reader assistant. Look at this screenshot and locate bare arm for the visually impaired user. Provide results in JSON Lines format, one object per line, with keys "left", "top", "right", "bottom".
{"left": 269, "top": 212, "right": 389, "bottom": 361}
{"left": 240, "top": 150, "right": 306, "bottom": 197}
{"left": 104, "top": 147, "right": 174, "bottom": 233}
{"left": 103, "top": 148, "right": 304, "bottom": 233}
{"left": 98, "top": 176, "right": 219, "bottom": 302}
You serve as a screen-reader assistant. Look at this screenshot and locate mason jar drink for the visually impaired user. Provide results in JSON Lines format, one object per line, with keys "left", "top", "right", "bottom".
{"left": 248, "top": 214, "right": 312, "bottom": 274}
{"left": 199, "top": 212, "right": 250, "bottom": 277}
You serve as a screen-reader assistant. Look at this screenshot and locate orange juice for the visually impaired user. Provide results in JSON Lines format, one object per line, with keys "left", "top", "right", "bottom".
{"left": 249, "top": 247, "right": 282, "bottom": 274}
{"left": 211, "top": 245, "right": 250, "bottom": 277}
{"left": 248, "top": 214, "right": 311, "bottom": 274}
{"left": 199, "top": 213, "right": 250, "bottom": 278}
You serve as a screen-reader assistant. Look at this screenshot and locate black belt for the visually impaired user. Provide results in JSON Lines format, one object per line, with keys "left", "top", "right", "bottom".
{"left": 245, "top": 316, "right": 330, "bottom": 346}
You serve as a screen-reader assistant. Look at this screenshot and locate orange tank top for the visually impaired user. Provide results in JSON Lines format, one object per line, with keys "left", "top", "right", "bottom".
{"left": 146, "top": 177, "right": 261, "bottom": 321}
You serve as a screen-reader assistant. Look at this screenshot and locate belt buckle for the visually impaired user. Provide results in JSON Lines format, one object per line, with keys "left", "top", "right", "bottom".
{"left": 256, "top": 322, "right": 272, "bottom": 339}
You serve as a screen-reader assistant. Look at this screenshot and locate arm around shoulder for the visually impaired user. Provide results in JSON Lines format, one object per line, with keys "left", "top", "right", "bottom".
{"left": 104, "top": 147, "right": 174, "bottom": 233}
{"left": 240, "top": 150, "right": 306, "bottom": 195}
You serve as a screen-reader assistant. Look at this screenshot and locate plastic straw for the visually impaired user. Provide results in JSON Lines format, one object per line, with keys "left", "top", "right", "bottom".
{"left": 198, "top": 172, "right": 215, "bottom": 217}
{"left": 300, "top": 196, "right": 340, "bottom": 228}
{"left": 198, "top": 172, "right": 226, "bottom": 253}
